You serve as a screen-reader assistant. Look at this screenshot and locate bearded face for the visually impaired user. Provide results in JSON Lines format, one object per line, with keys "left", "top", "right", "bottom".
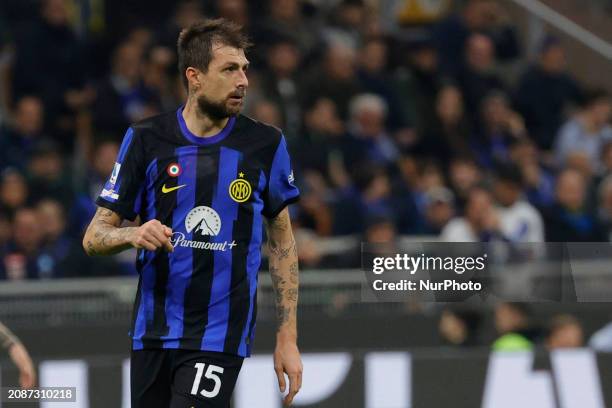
{"left": 191, "top": 44, "right": 249, "bottom": 119}
{"left": 196, "top": 87, "right": 246, "bottom": 120}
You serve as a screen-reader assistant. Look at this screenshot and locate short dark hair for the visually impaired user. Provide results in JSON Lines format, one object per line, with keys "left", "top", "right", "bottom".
{"left": 494, "top": 162, "right": 524, "bottom": 187}
{"left": 177, "top": 18, "right": 251, "bottom": 89}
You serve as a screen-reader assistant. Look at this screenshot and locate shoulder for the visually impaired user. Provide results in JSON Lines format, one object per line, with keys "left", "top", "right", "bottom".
{"left": 441, "top": 218, "right": 471, "bottom": 240}
{"left": 129, "top": 110, "right": 179, "bottom": 144}
{"left": 514, "top": 201, "right": 542, "bottom": 220}
{"left": 558, "top": 119, "right": 581, "bottom": 136}
{"left": 131, "top": 110, "right": 177, "bottom": 133}
{"left": 234, "top": 114, "right": 283, "bottom": 145}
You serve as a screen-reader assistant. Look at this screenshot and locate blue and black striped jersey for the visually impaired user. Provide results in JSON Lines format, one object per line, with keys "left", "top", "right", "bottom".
{"left": 96, "top": 107, "right": 300, "bottom": 357}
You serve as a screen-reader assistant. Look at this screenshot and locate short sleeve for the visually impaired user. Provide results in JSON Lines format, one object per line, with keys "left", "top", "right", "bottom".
{"left": 263, "top": 135, "right": 300, "bottom": 218}
{"left": 95, "top": 128, "right": 145, "bottom": 221}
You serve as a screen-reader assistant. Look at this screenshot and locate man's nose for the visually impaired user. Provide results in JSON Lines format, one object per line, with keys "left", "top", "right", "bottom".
{"left": 237, "top": 69, "right": 249, "bottom": 88}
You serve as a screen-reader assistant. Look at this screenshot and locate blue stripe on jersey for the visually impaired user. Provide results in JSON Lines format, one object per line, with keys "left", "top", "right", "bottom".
{"left": 103, "top": 128, "right": 134, "bottom": 197}
{"left": 117, "top": 128, "right": 134, "bottom": 162}
{"left": 239, "top": 169, "right": 267, "bottom": 356}
{"left": 133, "top": 159, "right": 158, "bottom": 350}
{"left": 164, "top": 146, "right": 198, "bottom": 348}
{"left": 201, "top": 147, "right": 241, "bottom": 351}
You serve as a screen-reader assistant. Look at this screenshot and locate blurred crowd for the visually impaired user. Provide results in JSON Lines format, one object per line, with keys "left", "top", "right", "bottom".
{"left": 0, "top": 0, "right": 611, "bottom": 279}
{"left": 439, "top": 302, "right": 612, "bottom": 352}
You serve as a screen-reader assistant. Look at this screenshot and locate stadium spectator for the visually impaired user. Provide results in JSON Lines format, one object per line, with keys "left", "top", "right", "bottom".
{"left": 393, "top": 38, "right": 441, "bottom": 134}
{"left": 0, "top": 95, "right": 46, "bottom": 171}
{"left": 295, "top": 171, "right": 334, "bottom": 237}
{"left": 544, "top": 169, "right": 606, "bottom": 241}
{"left": 295, "top": 97, "right": 347, "bottom": 184}
{"left": 155, "top": 0, "right": 206, "bottom": 50}
{"left": 546, "top": 314, "right": 584, "bottom": 349}
{"left": 420, "top": 187, "right": 455, "bottom": 235}
{"left": 333, "top": 165, "right": 395, "bottom": 235}
{"left": 515, "top": 36, "right": 583, "bottom": 150}
{"left": 142, "top": 46, "right": 180, "bottom": 112}
{"left": 492, "top": 163, "right": 544, "bottom": 242}
{"left": 92, "top": 41, "right": 161, "bottom": 138}
{"left": 344, "top": 93, "right": 399, "bottom": 167}
{"left": 68, "top": 139, "right": 120, "bottom": 235}
{"left": 471, "top": 91, "right": 526, "bottom": 168}
{"left": 0, "top": 207, "right": 47, "bottom": 280}
{"left": 300, "top": 41, "right": 362, "bottom": 120}
{"left": 438, "top": 307, "right": 482, "bottom": 347}
{"left": 322, "top": 0, "right": 368, "bottom": 50}
{"left": 356, "top": 37, "right": 406, "bottom": 130}
{"left": 254, "top": 0, "right": 320, "bottom": 60}
{"left": 508, "top": 138, "right": 556, "bottom": 209}
{"left": 440, "top": 186, "right": 500, "bottom": 242}
{"left": 36, "top": 198, "right": 122, "bottom": 277}
{"left": 10, "top": 0, "right": 90, "bottom": 144}
{"left": 0, "top": 169, "right": 29, "bottom": 217}
{"left": 0, "top": 0, "right": 610, "bottom": 281}
{"left": 434, "top": 0, "right": 520, "bottom": 77}
{"left": 259, "top": 35, "right": 302, "bottom": 140}
{"left": 215, "top": 0, "right": 250, "bottom": 28}
{"left": 251, "top": 99, "right": 283, "bottom": 130}
{"left": 448, "top": 157, "right": 482, "bottom": 210}
{"left": 456, "top": 34, "right": 506, "bottom": 126}
{"left": 26, "top": 141, "right": 74, "bottom": 209}
{"left": 554, "top": 89, "right": 612, "bottom": 175}
{"left": 415, "top": 84, "right": 471, "bottom": 168}
{"left": 493, "top": 302, "right": 541, "bottom": 351}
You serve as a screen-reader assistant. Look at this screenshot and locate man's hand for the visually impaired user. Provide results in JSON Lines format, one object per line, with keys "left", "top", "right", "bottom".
{"left": 266, "top": 208, "right": 302, "bottom": 406}
{"left": 128, "top": 219, "right": 174, "bottom": 252}
{"left": 274, "top": 338, "right": 303, "bottom": 406}
{"left": 9, "top": 343, "right": 36, "bottom": 389}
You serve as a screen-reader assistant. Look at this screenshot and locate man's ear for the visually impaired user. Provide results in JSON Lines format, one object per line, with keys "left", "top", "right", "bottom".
{"left": 186, "top": 67, "right": 201, "bottom": 89}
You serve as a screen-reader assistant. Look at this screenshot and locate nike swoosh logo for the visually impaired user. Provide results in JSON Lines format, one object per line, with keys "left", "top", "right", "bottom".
{"left": 161, "top": 184, "right": 186, "bottom": 193}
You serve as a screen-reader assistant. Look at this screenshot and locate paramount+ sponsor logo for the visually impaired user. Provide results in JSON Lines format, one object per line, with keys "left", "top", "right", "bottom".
{"left": 170, "top": 206, "right": 237, "bottom": 251}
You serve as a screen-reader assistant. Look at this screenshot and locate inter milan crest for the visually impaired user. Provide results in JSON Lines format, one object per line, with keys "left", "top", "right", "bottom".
{"left": 229, "top": 172, "right": 252, "bottom": 203}
{"left": 166, "top": 162, "right": 182, "bottom": 177}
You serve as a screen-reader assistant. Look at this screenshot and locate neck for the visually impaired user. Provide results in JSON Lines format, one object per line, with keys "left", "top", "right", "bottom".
{"left": 183, "top": 98, "right": 230, "bottom": 138}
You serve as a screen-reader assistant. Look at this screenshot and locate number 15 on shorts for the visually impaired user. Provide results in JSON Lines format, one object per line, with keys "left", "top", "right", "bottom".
{"left": 191, "top": 363, "right": 224, "bottom": 398}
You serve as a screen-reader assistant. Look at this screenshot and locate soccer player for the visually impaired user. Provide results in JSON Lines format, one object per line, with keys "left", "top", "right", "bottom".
{"left": 83, "top": 18, "right": 302, "bottom": 407}
{"left": 0, "top": 321, "right": 36, "bottom": 389}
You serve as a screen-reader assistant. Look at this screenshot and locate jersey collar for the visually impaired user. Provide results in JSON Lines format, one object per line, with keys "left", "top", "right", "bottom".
{"left": 176, "top": 106, "right": 236, "bottom": 146}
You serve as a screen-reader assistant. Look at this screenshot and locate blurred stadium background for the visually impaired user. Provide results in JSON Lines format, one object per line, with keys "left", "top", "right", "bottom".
{"left": 0, "top": 0, "right": 612, "bottom": 406}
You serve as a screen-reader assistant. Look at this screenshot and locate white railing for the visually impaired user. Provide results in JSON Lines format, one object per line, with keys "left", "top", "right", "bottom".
{"left": 509, "top": 0, "right": 612, "bottom": 60}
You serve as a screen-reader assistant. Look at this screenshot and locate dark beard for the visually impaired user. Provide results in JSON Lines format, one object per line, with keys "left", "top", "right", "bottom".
{"left": 196, "top": 94, "right": 238, "bottom": 120}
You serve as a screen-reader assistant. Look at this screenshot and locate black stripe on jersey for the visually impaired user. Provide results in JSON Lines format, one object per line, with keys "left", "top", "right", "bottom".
{"left": 224, "top": 165, "right": 255, "bottom": 354}
{"left": 246, "top": 289, "right": 258, "bottom": 351}
{"left": 180, "top": 149, "right": 218, "bottom": 349}
{"left": 143, "top": 157, "right": 177, "bottom": 347}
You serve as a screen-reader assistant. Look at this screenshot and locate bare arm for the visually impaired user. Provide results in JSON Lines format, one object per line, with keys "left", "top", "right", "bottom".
{"left": 265, "top": 207, "right": 302, "bottom": 406}
{"left": 0, "top": 321, "right": 35, "bottom": 389}
{"left": 83, "top": 207, "right": 173, "bottom": 256}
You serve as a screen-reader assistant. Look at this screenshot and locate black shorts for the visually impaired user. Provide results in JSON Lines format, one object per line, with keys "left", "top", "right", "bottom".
{"left": 131, "top": 349, "right": 244, "bottom": 408}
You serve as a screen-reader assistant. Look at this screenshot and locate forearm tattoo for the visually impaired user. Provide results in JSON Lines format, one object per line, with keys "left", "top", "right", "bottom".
{"left": 267, "top": 210, "right": 299, "bottom": 332}
{"left": 84, "top": 207, "right": 133, "bottom": 256}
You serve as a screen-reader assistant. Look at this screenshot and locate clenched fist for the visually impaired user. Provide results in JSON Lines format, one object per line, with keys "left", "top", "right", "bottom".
{"left": 129, "top": 219, "right": 174, "bottom": 252}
